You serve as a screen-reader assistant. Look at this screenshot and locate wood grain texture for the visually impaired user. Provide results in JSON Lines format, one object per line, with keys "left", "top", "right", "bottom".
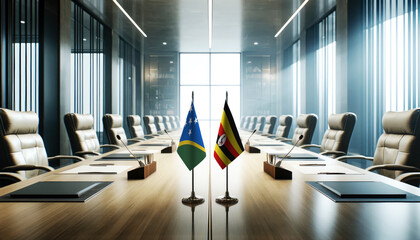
{"left": 0, "top": 134, "right": 419, "bottom": 239}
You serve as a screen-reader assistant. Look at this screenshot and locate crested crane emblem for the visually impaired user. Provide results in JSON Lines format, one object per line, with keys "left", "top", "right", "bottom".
{"left": 218, "top": 134, "right": 227, "bottom": 147}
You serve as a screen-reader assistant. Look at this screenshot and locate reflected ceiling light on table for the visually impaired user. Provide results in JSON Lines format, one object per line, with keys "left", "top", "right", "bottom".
{"left": 163, "top": 42, "right": 167, "bottom": 45}
{"left": 274, "top": 0, "right": 309, "bottom": 38}
{"left": 20, "top": 20, "right": 25, "bottom": 24}
{"left": 112, "top": 0, "right": 147, "bottom": 38}
{"left": 208, "top": 0, "right": 213, "bottom": 49}
{"left": 253, "top": 42, "right": 259, "bottom": 46}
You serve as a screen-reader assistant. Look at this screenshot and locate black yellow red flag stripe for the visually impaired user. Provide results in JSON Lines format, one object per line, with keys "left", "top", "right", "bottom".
{"left": 214, "top": 100, "right": 244, "bottom": 169}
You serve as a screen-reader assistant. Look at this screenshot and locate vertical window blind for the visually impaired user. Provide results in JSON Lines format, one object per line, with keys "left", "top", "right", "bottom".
{"left": 7, "top": 0, "right": 39, "bottom": 112}
{"left": 316, "top": 11, "right": 336, "bottom": 141}
{"left": 365, "top": 0, "right": 419, "bottom": 153}
{"left": 70, "top": 2, "right": 105, "bottom": 136}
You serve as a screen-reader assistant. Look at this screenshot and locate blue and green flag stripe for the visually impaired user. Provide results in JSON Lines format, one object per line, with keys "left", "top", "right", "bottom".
{"left": 177, "top": 102, "right": 206, "bottom": 170}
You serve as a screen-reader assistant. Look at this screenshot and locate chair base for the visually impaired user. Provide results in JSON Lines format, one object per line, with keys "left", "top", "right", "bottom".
{"left": 127, "top": 161, "right": 157, "bottom": 179}
{"left": 263, "top": 161, "right": 292, "bottom": 180}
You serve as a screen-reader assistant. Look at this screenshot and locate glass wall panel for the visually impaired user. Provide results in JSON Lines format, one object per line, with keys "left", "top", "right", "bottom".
{"left": 6, "top": 0, "right": 39, "bottom": 112}
{"left": 70, "top": 1, "right": 106, "bottom": 140}
{"left": 119, "top": 38, "right": 140, "bottom": 131}
{"left": 180, "top": 53, "right": 241, "bottom": 150}
{"left": 144, "top": 54, "right": 178, "bottom": 116}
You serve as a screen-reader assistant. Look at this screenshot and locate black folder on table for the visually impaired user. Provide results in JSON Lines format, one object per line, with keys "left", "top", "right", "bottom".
{"left": 0, "top": 181, "right": 112, "bottom": 202}
{"left": 102, "top": 152, "right": 146, "bottom": 160}
{"left": 318, "top": 181, "right": 407, "bottom": 198}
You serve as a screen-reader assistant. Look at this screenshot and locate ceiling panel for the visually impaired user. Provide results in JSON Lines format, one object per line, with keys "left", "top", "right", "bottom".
{"left": 77, "top": 0, "right": 336, "bottom": 53}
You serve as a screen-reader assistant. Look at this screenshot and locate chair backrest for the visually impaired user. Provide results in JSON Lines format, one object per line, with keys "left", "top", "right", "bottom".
{"left": 276, "top": 115, "right": 293, "bottom": 138}
{"left": 0, "top": 108, "right": 48, "bottom": 179}
{"left": 291, "top": 114, "right": 317, "bottom": 146}
{"left": 240, "top": 116, "right": 246, "bottom": 128}
{"left": 373, "top": 109, "right": 420, "bottom": 178}
{"left": 262, "top": 115, "right": 277, "bottom": 134}
{"left": 143, "top": 115, "right": 158, "bottom": 134}
{"left": 127, "top": 115, "right": 145, "bottom": 138}
{"left": 163, "top": 116, "right": 172, "bottom": 131}
{"left": 64, "top": 113, "right": 100, "bottom": 154}
{"left": 170, "top": 116, "right": 177, "bottom": 129}
{"left": 320, "top": 113, "right": 357, "bottom": 154}
{"left": 255, "top": 116, "right": 266, "bottom": 132}
{"left": 244, "top": 116, "right": 251, "bottom": 129}
{"left": 248, "top": 116, "right": 258, "bottom": 131}
{"left": 154, "top": 116, "right": 165, "bottom": 132}
{"left": 103, "top": 114, "right": 127, "bottom": 146}
{"left": 175, "top": 116, "right": 180, "bottom": 128}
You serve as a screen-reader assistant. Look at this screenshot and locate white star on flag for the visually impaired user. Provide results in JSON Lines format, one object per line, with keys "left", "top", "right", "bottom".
{"left": 189, "top": 118, "right": 192, "bottom": 124}
{"left": 188, "top": 129, "right": 192, "bottom": 135}
{"left": 194, "top": 118, "right": 198, "bottom": 124}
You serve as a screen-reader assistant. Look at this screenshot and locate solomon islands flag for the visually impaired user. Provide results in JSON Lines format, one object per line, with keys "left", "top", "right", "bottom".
{"left": 214, "top": 100, "right": 244, "bottom": 169}
{"left": 177, "top": 101, "right": 206, "bottom": 170}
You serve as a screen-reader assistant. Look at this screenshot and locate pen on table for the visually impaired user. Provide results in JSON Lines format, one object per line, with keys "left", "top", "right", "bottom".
{"left": 299, "top": 163, "right": 326, "bottom": 166}
{"left": 78, "top": 172, "right": 118, "bottom": 174}
{"left": 317, "top": 172, "right": 346, "bottom": 175}
{"left": 89, "top": 163, "right": 115, "bottom": 166}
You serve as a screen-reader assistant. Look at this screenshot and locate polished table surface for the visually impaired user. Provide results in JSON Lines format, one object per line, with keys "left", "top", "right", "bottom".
{"left": 0, "top": 133, "right": 419, "bottom": 239}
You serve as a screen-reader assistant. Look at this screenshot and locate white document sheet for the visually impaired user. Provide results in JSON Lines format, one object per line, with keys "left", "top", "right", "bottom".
{"left": 59, "top": 165, "right": 133, "bottom": 174}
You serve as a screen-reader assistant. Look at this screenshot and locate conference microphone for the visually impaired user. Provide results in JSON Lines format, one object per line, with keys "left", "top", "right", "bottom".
{"left": 164, "top": 129, "right": 174, "bottom": 143}
{"left": 117, "top": 135, "right": 145, "bottom": 167}
{"left": 275, "top": 135, "right": 303, "bottom": 167}
{"left": 246, "top": 129, "right": 257, "bottom": 144}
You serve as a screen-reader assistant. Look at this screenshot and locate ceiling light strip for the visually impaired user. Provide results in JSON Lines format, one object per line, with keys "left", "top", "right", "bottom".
{"left": 112, "top": 0, "right": 147, "bottom": 37}
{"left": 274, "top": 0, "right": 309, "bottom": 38}
{"left": 208, "top": 0, "right": 213, "bottom": 49}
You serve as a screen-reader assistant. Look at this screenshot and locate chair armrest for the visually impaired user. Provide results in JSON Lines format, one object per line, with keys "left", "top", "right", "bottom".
{"left": 335, "top": 155, "right": 374, "bottom": 162}
{"left": 74, "top": 150, "right": 101, "bottom": 158}
{"left": 2, "top": 165, "right": 54, "bottom": 173}
{"left": 100, "top": 144, "right": 121, "bottom": 150}
{"left": 300, "top": 144, "right": 321, "bottom": 149}
{"left": 277, "top": 137, "right": 291, "bottom": 142}
{"left": 319, "top": 150, "right": 347, "bottom": 158}
{"left": 48, "top": 155, "right": 84, "bottom": 165}
{"left": 0, "top": 172, "right": 24, "bottom": 184}
{"left": 395, "top": 172, "right": 420, "bottom": 183}
{"left": 366, "top": 164, "right": 420, "bottom": 173}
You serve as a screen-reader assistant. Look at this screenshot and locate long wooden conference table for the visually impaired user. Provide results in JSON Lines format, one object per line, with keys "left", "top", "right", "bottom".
{"left": 0, "top": 132, "right": 419, "bottom": 239}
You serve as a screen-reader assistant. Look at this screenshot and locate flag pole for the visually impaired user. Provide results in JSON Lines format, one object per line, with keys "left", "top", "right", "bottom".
{"left": 216, "top": 91, "right": 238, "bottom": 205}
{"left": 182, "top": 91, "right": 204, "bottom": 205}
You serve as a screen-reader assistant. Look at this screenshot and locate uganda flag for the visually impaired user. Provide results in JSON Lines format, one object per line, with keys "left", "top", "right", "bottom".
{"left": 214, "top": 100, "right": 244, "bottom": 169}
{"left": 177, "top": 101, "right": 206, "bottom": 170}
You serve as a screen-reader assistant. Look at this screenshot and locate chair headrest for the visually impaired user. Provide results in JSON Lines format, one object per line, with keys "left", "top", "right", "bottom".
{"left": 155, "top": 116, "right": 163, "bottom": 123}
{"left": 265, "top": 115, "right": 277, "bottom": 125}
{"left": 72, "top": 113, "right": 94, "bottom": 130}
{"left": 104, "top": 114, "right": 123, "bottom": 128}
{"left": 128, "top": 115, "right": 141, "bottom": 125}
{"left": 144, "top": 115, "right": 155, "bottom": 124}
{"left": 0, "top": 108, "right": 38, "bottom": 135}
{"left": 328, "top": 113, "right": 356, "bottom": 130}
{"left": 382, "top": 109, "right": 420, "bottom": 135}
{"left": 257, "top": 116, "right": 264, "bottom": 123}
{"left": 279, "top": 115, "right": 292, "bottom": 126}
{"left": 297, "top": 114, "right": 317, "bottom": 128}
